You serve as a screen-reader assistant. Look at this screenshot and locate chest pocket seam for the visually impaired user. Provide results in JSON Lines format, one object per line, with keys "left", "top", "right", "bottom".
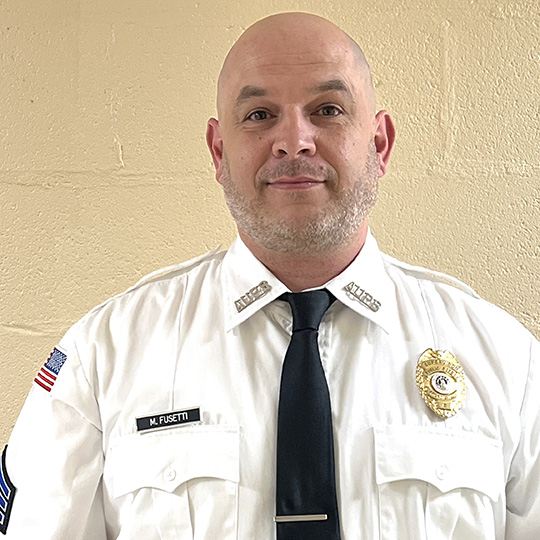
{"left": 105, "top": 425, "right": 240, "bottom": 498}
{"left": 373, "top": 425, "right": 504, "bottom": 502}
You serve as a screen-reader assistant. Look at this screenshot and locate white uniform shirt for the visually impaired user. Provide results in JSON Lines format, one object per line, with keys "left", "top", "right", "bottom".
{"left": 2, "top": 233, "right": 540, "bottom": 539}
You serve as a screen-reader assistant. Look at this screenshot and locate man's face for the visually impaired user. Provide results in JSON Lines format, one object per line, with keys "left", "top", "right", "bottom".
{"left": 207, "top": 21, "right": 393, "bottom": 254}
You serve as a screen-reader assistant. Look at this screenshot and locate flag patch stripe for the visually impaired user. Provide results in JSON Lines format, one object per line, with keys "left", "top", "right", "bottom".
{"left": 34, "top": 378, "right": 52, "bottom": 392}
{"left": 41, "top": 366, "right": 57, "bottom": 380}
{"left": 34, "top": 347, "right": 67, "bottom": 392}
{"left": 37, "top": 370, "right": 56, "bottom": 385}
{"left": 0, "top": 446, "right": 16, "bottom": 535}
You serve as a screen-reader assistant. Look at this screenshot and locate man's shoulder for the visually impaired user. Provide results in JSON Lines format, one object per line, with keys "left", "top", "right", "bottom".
{"left": 78, "top": 246, "right": 227, "bottom": 323}
{"left": 379, "top": 251, "right": 535, "bottom": 339}
{"left": 380, "top": 252, "right": 480, "bottom": 299}
{"left": 130, "top": 246, "right": 226, "bottom": 290}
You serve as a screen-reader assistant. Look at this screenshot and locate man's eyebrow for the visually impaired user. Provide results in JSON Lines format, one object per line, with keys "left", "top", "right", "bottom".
{"left": 311, "top": 79, "right": 352, "bottom": 96}
{"left": 233, "top": 80, "right": 351, "bottom": 108}
{"left": 235, "top": 85, "right": 268, "bottom": 106}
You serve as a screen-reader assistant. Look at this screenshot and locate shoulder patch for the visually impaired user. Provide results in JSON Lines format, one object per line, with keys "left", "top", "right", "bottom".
{"left": 34, "top": 347, "right": 67, "bottom": 393}
{"left": 0, "top": 446, "right": 17, "bottom": 535}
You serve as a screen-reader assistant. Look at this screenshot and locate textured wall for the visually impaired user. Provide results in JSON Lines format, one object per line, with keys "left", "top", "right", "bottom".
{"left": 1, "top": 0, "right": 539, "bottom": 442}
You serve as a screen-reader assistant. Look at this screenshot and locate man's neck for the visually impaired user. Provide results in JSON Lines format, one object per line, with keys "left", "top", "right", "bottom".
{"left": 239, "top": 225, "right": 369, "bottom": 292}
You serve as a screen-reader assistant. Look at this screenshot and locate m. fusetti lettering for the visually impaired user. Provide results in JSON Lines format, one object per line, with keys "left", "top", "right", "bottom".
{"left": 136, "top": 407, "right": 200, "bottom": 432}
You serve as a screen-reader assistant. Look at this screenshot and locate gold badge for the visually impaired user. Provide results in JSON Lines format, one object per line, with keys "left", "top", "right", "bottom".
{"left": 416, "top": 349, "right": 466, "bottom": 418}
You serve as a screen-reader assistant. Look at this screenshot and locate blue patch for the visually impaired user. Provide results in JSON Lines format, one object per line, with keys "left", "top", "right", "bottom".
{"left": 44, "top": 348, "right": 67, "bottom": 376}
{"left": 0, "top": 446, "right": 16, "bottom": 535}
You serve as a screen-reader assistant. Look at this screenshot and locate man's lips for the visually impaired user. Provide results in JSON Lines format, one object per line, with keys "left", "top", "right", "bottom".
{"left": 267, "top": 175, "right": 325, "bottom": 190}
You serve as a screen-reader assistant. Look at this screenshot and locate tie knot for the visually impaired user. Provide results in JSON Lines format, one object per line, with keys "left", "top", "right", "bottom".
{"left": 282, "top": 290, "right": 335, "bottom": 332}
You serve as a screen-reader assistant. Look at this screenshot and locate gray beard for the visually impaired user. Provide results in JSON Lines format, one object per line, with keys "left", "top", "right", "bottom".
{"left": 220, "top": 142, "right": 379, "bottom": 255}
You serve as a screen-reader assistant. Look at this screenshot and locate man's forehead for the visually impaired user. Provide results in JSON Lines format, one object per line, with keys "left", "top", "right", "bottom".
{"left": 227, "top": 37, "right": 355, "bottom": 77}
{"left": 217, "top": 13, "right": 374, "bottom": 114}
{"left": 233, "top": 78, "right": 355, "bottom": 108}
{"left": 225, "top": 49, "right": 358, "bottom": 94}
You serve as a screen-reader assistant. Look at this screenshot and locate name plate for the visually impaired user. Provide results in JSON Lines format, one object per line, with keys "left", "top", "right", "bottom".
{"left": 136, "top": 407, "right": 201, "bottom": 432}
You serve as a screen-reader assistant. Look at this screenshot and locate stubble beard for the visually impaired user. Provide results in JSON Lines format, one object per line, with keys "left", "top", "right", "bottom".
{"left": 220, "top": 142, "right": 379, "bottom": 255}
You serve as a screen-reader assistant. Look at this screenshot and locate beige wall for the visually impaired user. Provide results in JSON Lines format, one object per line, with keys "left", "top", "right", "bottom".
{"left": 1, "top": 0, "right": 538, "bottom": 442}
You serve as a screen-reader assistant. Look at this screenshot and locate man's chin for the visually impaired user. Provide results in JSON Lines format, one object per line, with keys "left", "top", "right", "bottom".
{"left": 242, "top": 222, "right": 349, "bottom": 256}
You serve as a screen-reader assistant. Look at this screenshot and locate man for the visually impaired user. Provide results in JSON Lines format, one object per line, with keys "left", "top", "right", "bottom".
{"left": 1, "top": 12, "right": 539, "bottom": 540}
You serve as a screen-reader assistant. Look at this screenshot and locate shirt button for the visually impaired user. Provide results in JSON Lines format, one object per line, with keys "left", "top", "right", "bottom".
{"left": 164, "top": 467, "right": 176, "bottom": 482}
{"left": 436, "top": 464, "right": 448, "bottom": 481}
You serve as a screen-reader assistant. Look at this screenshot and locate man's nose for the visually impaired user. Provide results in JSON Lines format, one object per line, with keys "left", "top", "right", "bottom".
{"left": 271, "top": 109, "right": 316, "bottom": 158}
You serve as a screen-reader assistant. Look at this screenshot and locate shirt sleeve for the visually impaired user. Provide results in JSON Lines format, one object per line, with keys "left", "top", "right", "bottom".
{"left": 2, "top": 324, "right": 106, "bottom": 539}
{"left": 506, "top": 336, "right": 540, "bottom": 539}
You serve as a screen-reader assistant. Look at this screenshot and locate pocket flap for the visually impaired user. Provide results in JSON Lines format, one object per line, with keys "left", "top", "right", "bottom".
{"left": 106, "top": 426, "right": 240, "bottom": 498}
{"left": 374, "top": 425, "right": 503, "bottom": 501}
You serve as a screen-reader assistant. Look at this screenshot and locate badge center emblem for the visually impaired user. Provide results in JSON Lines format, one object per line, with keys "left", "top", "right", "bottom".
{"left": 430, "top": 372, "right": 455, "bottom": 395}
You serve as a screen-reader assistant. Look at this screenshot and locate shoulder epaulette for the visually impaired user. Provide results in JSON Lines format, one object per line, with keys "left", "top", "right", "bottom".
{"left": 381, "top": 253, "right": 480, "bottom": 299}
{"left": 129, "top": 246, "right": 224, "bottom": 290}
{"left": 77, "top": 247, "right": 224, "bottom": 321}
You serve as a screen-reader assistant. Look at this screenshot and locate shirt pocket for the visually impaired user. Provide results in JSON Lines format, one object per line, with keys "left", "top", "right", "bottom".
{"left": 105, "top": 425, "right": 239, "bottom": 540}
{"left": 374, "top": 425, "right": 504, "bottom": 540}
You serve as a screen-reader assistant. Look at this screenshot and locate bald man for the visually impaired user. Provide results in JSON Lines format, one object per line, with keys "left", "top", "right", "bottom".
{"left": 2, "top": 13, "right": 539, "bottom": 540}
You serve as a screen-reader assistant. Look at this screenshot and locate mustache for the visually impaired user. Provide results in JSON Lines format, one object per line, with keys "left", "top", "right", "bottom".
{"left": 256, "top": 160, "right": 338, "bottom": 185}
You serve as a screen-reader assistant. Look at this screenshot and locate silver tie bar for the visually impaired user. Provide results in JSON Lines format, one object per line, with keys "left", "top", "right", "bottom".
{"left": 274, "top": 514, "right": 328, "bottom": 523}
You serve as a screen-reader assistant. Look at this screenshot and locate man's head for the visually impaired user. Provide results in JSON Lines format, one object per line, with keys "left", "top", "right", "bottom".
{"left": 206, "top": 12, "right": 395, "bottom": 255}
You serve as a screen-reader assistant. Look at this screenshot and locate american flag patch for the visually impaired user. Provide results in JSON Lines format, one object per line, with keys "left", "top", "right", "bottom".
{"left": 34, "top": 347, "right": 67, "bottom": 392}
{"left": 0, "top": 446, "right": 16, "bottom": 535}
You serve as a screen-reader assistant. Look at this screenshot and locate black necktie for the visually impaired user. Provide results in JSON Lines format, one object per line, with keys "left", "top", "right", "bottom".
{"left": 276, "top": 290, "right": 341, "bottom": 540}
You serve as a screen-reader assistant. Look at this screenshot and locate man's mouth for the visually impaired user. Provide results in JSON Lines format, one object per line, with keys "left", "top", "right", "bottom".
{"left": 267, "top": 176, "right": 325, "bottom": 190}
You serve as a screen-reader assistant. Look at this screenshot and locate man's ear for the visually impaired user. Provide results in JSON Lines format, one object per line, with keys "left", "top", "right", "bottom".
{"left": 206, "top": 117, "right": 224, "bottom": 184}
{"left": 373, "top": 110, "right": 396, "bottom": 177}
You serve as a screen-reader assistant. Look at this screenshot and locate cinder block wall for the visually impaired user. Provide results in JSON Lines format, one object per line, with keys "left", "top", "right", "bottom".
{"left": 1, "top": 0, "right": 539, "bottom": 442}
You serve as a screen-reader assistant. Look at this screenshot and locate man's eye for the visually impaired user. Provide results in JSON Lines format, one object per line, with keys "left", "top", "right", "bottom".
{"left": 315, "top": 105, "right": 342, "bottom": 117}
{"left": 246, "top": 110, "right": 271, "bottom": 121}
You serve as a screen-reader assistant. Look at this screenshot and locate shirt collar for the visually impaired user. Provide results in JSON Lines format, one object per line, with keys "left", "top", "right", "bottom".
{"left": 221, "top": 230, "right": 398, "bottom": 334}
{"left": 222, "top": 238, "right": 290, "bottom": 332}
{"left": 325, "top": 231, "right": 397, "bottom": 335}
